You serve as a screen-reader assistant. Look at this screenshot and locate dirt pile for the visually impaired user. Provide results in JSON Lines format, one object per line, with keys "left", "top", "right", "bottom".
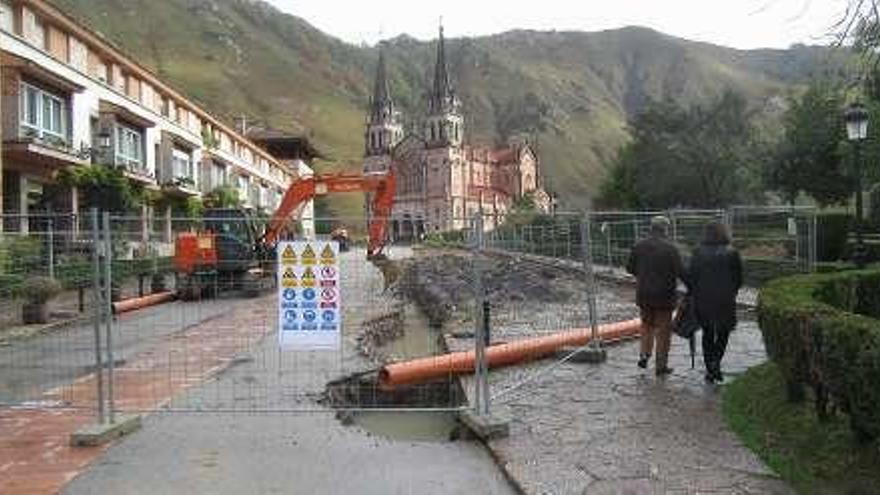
{"left": 400, "top": 253, "right": 574, "bottom": 327}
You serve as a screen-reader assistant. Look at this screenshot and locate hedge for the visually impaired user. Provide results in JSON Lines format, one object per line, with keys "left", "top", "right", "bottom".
{"left": 758, "top": 268, "right": 880, "bottom": 441}
{"left": 0, "top": 257, "right": 174, "bottom": 297}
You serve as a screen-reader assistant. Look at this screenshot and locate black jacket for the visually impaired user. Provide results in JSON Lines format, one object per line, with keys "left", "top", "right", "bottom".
{"left": 626, "top": 235, "right": 687, "bottom": 310}
{"left": 689, "top": 243, "right": 743, "bottom": 328}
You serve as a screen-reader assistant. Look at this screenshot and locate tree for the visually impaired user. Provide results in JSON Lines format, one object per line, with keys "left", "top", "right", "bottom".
{"left": 598, "top": 90, "right": 765, "bottom": 209}
{"left": 767, "top": 81, "right": 853, "bottom": 206}
{"left": 55, "top": 165, "right": 144, "bottom": 213}
{"left": 203, "top": 185, "right": 243, "bottom": 209}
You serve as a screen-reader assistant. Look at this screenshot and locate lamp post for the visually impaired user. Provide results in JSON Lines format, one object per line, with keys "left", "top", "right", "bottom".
{"left": 845, "top": 102, "right": 869, "bottom": 268}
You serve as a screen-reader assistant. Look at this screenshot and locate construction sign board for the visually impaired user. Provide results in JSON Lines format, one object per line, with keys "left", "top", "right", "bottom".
{"left": 277, "top": 241, "right": 341, "bottom": 350}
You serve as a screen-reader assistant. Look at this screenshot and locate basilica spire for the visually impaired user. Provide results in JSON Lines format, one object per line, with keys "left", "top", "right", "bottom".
{"left": 364, "top": 42, "right": 402, "bottom": 158}
{"left": 430, "top": 25, "right": 452, "bottom": 112}
{"left": 370, "top": 44, "right": 393, "bottom": 123}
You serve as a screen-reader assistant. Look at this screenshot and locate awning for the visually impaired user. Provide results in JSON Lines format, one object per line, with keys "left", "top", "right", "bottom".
{"left": 1, "top": 52, "right": 85, "bottom": 94}
{"left": 99, "top": 100, "right": 157, "bottom": 129}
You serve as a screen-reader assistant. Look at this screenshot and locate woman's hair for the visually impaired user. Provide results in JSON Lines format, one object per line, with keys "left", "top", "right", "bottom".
{"left": 702, "top": 221, "right": 731, "bottom": 245}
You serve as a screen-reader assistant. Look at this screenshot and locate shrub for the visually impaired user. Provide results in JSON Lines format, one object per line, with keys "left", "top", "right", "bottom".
{"left": 758, "top": 268, "right": 880, "bottom": 441}
{"left": 21, "top": 276, "right": 62, "bottom": 303}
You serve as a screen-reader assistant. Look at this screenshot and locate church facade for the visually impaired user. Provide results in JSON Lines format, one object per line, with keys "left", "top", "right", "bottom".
{"left": 363, "top": 27, "right": 550, "bottom": 240}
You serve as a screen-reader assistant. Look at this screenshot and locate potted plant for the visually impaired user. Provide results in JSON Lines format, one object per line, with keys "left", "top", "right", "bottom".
{"left": 21, "top": 276, "right": 62, "bottom": 324}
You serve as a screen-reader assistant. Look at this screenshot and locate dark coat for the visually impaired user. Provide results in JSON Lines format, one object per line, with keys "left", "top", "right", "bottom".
{"left": 689, "top": 243, "right": 743, "bottom": 329}
{"left": 626, "top": 235, "right": 688, "bottom": 310}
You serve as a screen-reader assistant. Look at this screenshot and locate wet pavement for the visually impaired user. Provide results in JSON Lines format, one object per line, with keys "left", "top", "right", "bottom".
{"left": 442, "top": 258, "right": 790, "bottom": 494}
{"left": 33, "top": 246, "right": 513, "bottom": 495}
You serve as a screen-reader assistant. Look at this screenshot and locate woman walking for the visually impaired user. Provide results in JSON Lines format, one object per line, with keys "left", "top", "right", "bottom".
{"left": 689, "top": 222, "right": 743, "bottom": 383}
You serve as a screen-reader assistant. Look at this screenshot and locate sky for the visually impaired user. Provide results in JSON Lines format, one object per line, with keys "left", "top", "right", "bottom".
{"left": 268, "top": 0, "right": 851, "bottom": 50}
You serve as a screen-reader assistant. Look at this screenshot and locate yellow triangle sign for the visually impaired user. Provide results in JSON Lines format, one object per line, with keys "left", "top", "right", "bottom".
{"left": 301, "top": 266, "right": 316, "bottom": 287}
{"left": 320, "top": 244, "right": 335, "bottom": 265}
{"left": 281, "top": 245, "right": 297, "bottom": 264}
{"left": 301, "top": 244, "right": 317, "bottom": 265}
{"left": 281, "top": 267, "right": 297, "bottom": 287}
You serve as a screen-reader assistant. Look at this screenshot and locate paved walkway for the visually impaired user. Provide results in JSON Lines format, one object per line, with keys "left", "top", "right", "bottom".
{"left": 449, "top": 280, "right": 789, "bottom": 494}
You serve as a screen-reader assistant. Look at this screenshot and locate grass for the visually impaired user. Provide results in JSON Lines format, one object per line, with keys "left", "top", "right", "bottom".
{"left": 721, "top": 362, "right": 880, "bottom": 494}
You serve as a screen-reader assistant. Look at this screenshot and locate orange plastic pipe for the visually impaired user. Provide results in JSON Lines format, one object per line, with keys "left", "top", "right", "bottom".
{"left": 378, "top": 318, "right": 643, "bottom": 389}
{"left": 112, "top": 291, "right": 176, "bottom": 314}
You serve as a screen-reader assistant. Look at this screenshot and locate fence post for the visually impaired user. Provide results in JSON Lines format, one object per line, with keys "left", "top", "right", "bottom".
{"left": 102, "top": 212, "right": 116, "bottom": 424}
{"left": 47, "top": 218, "right": 55, "bottom": 280}
{"left": 581, "top": 212, "right": 606, "bottom": 363}
{"left": 90, "top": 208, "right": 106, "bottom": 425}
{"left": 471, "top": 213, "right": 490, "bottom": 416}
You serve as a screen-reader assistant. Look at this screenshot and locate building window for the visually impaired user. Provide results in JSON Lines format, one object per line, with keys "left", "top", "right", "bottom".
{"left": 171, "top": 147, "right": 194, "bottom": 184}
{"left": 238, "top": 175, "right": 251, "bottom": 203}
{"left": 0, "top": 1, "right": 13, "bottom": 32}
{"left": 114, "top": 123, "right": 145, "bottom": 171}
{"left": 212, "top": 162, "right": 227, "bottom": 188}
{"left": 19, "top": 82, "right": 68, "bottom": 146}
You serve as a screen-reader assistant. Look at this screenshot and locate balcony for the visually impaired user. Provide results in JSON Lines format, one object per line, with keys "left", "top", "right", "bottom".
{"left": 3, "top": 133, "right": 87, "bottom": 175}
{"left": 116, "top": 158, "right": 157, "bottom": 186}
{"left": 161, "top": 176, "right": 199, "bottom": 197}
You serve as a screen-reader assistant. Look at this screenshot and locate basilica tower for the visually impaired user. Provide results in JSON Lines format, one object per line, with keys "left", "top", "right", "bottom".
{"left": 364, "top": 45, "right": 403, "bottom": 174}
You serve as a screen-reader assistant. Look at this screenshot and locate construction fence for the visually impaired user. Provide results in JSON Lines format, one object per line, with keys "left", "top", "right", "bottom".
{"left": 0, "top": 207, "right": 816, "bottom": 428}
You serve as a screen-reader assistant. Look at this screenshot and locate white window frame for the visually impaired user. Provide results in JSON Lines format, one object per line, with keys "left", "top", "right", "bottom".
{"left": 238, "top": 175, "right": 251, "bottom": 203}
{"left": 171, "top": 147, "right": 194, "bottom": 183}
{"left": 0, "top": 1, "right": 13, "bottom": 33}
{"left": 114, "top": 123, "right": 145, "bottom": 170}
{"left": 212, "top": 162, "right": 228, "bottom": 188}
{"left": 19, "top": 81, "right": 68, "bottom": 146}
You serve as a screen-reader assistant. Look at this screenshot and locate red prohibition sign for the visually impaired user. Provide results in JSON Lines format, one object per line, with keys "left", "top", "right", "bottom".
{"left": 321, "top": 288, "right": 337, "bottom": 300}
{"left": 321, "top": 266, "right": 337, "bottom": 279}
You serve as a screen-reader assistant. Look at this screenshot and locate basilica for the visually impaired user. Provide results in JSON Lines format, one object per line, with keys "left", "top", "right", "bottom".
{"left": 363, "top": 26, "right": 550, "bottom": 240}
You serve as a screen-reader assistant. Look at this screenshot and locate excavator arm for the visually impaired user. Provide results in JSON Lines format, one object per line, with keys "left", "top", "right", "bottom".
{"left": 262, "top": 172, "right": 396, "bottom": 258}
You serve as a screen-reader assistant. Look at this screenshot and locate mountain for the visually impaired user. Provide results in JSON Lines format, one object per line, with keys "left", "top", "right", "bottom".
{"left": 50, "top": 0, "right": 840, "bottom": 216}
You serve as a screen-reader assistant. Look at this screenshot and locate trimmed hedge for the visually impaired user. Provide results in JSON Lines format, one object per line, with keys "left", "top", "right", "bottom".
{"left": 758, "top": 268, "right": 880, "bottom": 441}
{"left": 0, "top": 257, "right": 174, "bottom": 297}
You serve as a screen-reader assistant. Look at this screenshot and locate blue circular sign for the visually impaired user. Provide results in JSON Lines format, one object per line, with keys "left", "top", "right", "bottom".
{"left": 303, "top": 310, "right": 317, "bottom": 322}
{"left": 285, "top": 310, "right": 297, "bottom": 321}
{"left": 322, "top": 310, "right": 335, "bottom": 322}
{"left": 303, "top": 288, "right": 316, "bottom": 300}
{"left": 283, "top": 289, "right": 296, "bottom": 300}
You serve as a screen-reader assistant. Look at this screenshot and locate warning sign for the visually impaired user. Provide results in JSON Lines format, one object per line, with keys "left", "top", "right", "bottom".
{"left": 282, "top": 268, "right": 298, "bottom": 288}
{"left": 320, "top": 244, "right": 336, "bottom": 265}
{"left": 301, "top": 245, "right": 317, "bottom": 265}
{"left": 281, "top": 245, "right": 297, "bottom": 265}
{"left": 301, "top": 267, "right": 316, "bottom": 287}
{"left": 277, "top": 241, "right": 341, "bottom": 350}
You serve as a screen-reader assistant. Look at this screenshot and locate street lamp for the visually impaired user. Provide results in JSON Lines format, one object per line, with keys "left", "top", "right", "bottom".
{"left": 845, "top": 102, "right": 869, "bottom": 268}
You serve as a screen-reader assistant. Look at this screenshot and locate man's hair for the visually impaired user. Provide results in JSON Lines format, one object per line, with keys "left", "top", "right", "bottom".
{"left": 702, "top": 221, "right": 731, "bottom": 245}
{"left": 650, "top": 216, "right": 670, "bottom": 236}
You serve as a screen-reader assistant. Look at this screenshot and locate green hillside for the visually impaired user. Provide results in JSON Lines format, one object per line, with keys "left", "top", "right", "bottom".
{"left": 50, "top": 0, "right": 839, "bottom": 215}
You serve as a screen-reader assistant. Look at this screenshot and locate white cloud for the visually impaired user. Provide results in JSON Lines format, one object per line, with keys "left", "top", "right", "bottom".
{"left": 269, "top": 0, "right": 849, "bottom": 49}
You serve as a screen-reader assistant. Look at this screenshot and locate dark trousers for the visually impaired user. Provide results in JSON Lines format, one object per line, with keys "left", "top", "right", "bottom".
{"left": 701, "top": 320, "right": 732, "bottom": 375}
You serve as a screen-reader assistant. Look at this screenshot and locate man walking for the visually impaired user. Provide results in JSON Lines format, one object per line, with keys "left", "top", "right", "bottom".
{"left": 626, "top": 216, "right": 688, "bottom": 377}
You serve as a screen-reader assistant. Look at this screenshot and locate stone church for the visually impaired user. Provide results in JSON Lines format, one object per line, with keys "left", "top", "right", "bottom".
{"left": 363, "top": 26, "right": 550, "bottom": 240}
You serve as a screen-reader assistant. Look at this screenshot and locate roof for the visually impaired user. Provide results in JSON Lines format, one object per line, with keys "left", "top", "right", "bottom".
{"left": 246, "top": 128, "right": 326, "bottom": 161}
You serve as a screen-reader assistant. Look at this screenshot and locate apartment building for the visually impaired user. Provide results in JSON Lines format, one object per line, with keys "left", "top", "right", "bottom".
{"left": 0, "top": 0, "right": 315, "bottom": 235}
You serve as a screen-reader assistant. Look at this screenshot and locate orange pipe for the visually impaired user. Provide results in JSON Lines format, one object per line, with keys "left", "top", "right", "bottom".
{"left": 112, "top": 291, "right": 176, "bottom": 314}
{"left": 378, "top": 318, "right": 643, "bottom": 389}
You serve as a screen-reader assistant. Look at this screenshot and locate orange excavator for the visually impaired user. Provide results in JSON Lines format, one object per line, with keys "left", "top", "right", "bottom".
{"left": 174, "top": 171, "right": 395, "bottom": 299}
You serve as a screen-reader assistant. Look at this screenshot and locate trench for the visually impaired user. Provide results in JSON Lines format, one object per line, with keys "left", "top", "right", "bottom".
{"left": 324, "top": 303, "right": 466, "bottom": 442}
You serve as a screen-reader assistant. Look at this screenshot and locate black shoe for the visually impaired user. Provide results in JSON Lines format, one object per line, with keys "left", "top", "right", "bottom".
{"left": 638, "top": 354, "right": 650, "bottom": 369}
{"left": 656, "top": 367, "right": 674, "bottom": 377}
{"left": 712, "top": 370, "right": 724, "bottom": 383}
{"left": 705, "top": 372, "right": 716, "bottom": 383}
